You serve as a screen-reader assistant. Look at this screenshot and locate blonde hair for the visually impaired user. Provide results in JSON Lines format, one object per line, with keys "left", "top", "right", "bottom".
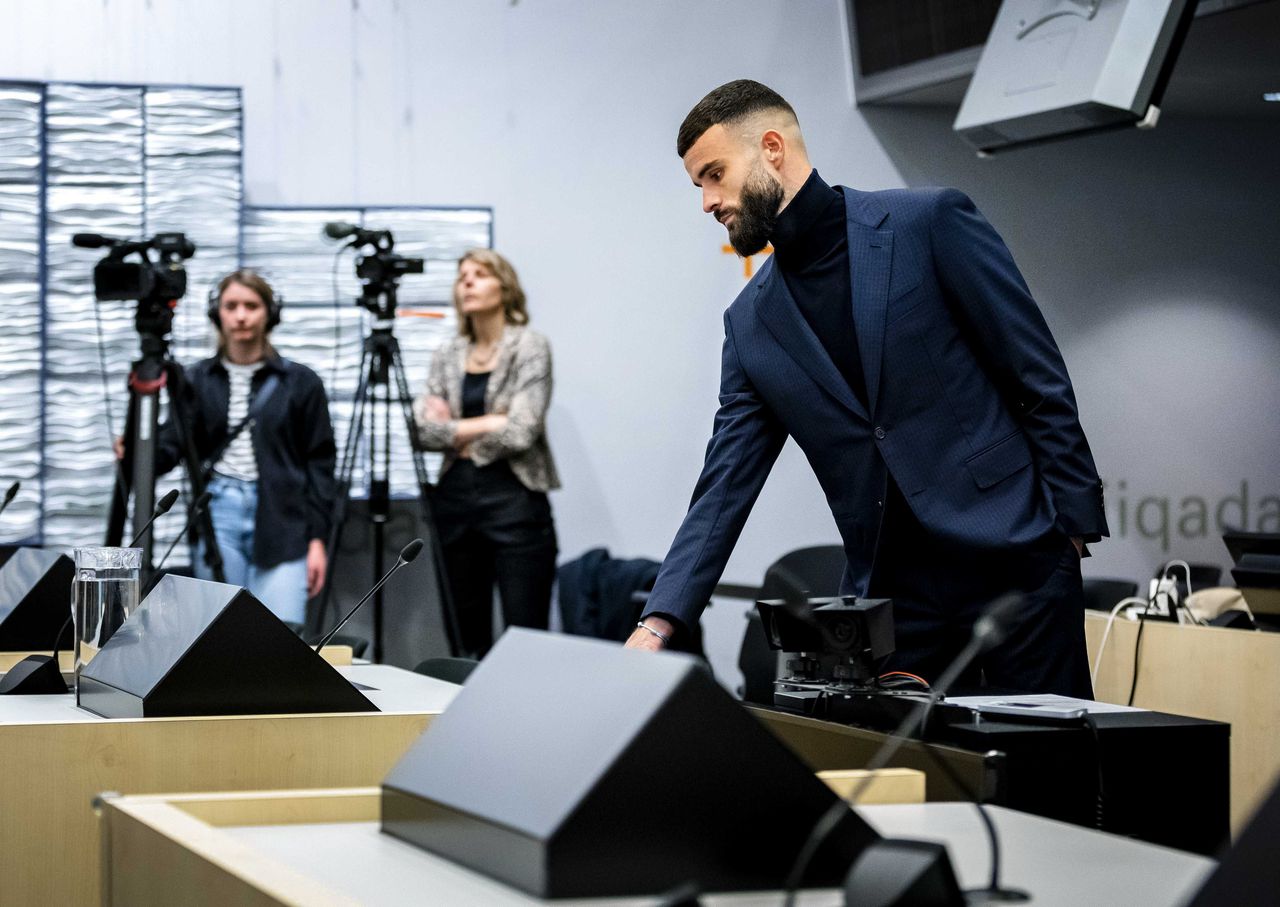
{"left": 454, "top": 249, "right": 529, "bottom": 340}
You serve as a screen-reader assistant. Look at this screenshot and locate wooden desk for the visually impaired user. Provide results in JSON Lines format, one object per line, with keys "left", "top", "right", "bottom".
{"left": 98, "top": 787, "right": 1215, "bottom": 906}
{"left": 0, "top": 663, "right": 456, "bottom": 905}
{"left": 1086, "top": 612, "right": 1280, "bottom": 834}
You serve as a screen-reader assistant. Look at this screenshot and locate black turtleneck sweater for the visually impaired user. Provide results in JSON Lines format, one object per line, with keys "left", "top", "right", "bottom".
{"left": 770, "top": 169, "right": 867, "bottom": 408}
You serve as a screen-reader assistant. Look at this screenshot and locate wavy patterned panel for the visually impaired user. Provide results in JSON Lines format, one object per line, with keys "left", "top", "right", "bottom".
{"left": 42, "top": 84, "right": 146, "bottom": 553}
{"left": 144, "top": 87, "right": 243, "bottom": 563}
{"left": 243, "top": 206, "right": 490, "bottom": 499}
{"left": 0, "top": 86, "right": 42, "bottom": 542}
{"left": 40, "top": 84, "right": 243, "bottom": 558}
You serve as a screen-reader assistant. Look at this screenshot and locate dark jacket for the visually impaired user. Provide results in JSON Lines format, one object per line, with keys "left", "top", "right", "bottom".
{"left": 644, "top": 187, "right": 1107, "bottom": 630}
{"left": 155, "top": 353, "right": 336, "bottom": 568}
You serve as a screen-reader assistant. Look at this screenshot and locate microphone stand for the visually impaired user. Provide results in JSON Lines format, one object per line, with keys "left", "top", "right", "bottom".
{"left": 781, "top": 593, "right": 1032, "bottom": 907}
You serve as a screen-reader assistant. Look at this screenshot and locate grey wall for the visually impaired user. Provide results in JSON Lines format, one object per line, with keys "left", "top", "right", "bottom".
{"left": 2, "top": 0, "right": 1276, "bottom": 687}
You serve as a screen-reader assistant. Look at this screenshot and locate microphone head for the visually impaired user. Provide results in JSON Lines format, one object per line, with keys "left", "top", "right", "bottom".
{"left": 4, "top": 480, "right": 18, "bottom": 503}
{"left": 972, "top": 592, "right": 1024, "bottom": 651}
{"left": 157, "top": 488, "right": 181, "bottom": 514}
{"left": 71, "top": 232, "right": 112, "bottom": 249}
{"left": 323, "top": 221, "right": 357, "bottom": 240}
{"left": 398, "top": 538, "right": 425, "bottom": 564}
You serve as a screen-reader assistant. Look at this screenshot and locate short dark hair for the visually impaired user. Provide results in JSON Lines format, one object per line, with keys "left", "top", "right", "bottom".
{"left": 676, "top": 79, "right": 797, "bottom": 158}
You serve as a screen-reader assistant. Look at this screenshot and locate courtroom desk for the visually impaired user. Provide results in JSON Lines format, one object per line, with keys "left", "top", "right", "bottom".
{"left": 1087, "top": 611, "right": 1280, "bottom": 837}
{"left": 98, "top": 788, "right": 1216, "bottom": 906}
{"left": 0, "top": 663, "right": 457, "bottom": 905}
{"left": 753, "top": 701, "right": 1229, "bottom": 856}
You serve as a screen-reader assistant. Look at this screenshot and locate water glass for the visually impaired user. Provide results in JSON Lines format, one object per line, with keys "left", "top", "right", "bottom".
{"left": 72, "top": 546, "right": 142, "bottom": 704}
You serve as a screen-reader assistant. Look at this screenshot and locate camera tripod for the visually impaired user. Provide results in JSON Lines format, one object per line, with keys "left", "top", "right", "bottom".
{"left": 105, "top": 308, "right": 224, "bottom": 584}
{"left": 318, "top": 288, "right": 461, "bottom": 662}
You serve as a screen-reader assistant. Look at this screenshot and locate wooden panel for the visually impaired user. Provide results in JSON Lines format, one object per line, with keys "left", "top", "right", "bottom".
{"left": 0, "top": 710, "right": 434, "bottom": 905}
{"left": 750, "top": 705, "right": 992, "bottom": 802}
{"left": 1086, "top": 613, "right": 1280, "bottom": 835}
{"left": 104, "top": 799, "right": 361, "bottom": 907}
{"left": 819, "top": 767, "right": 927, "bottom": 804}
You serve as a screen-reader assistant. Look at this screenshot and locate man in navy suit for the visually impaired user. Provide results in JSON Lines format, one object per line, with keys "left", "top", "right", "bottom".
{"left": 626, "top": 81, "right": 1107, "bottom": 697}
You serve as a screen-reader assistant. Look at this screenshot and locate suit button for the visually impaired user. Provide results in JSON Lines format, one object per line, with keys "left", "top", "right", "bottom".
{"left": 874, "top": 426, "right": 886, "bottom": 440}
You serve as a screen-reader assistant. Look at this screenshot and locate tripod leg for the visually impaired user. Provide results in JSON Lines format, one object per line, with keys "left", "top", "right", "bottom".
{"left": 316, "top": 337, "right": 375, "bottom": 634}
{"left": 105, "top": 390, "right": 139, "bottom": 546}
{"left": 165, "top": 362, "right": 225, "bottom": 584}
{"left": 388, "top": 337, "right": 462, "bottom": 657}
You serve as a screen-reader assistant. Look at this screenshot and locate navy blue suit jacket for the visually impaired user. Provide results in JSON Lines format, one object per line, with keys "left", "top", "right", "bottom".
{"left": 644, "top": 187, "right": 1107, "bottom": 630}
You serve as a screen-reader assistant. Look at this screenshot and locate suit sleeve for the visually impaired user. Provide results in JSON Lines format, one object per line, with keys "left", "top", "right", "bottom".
{"left": 929, "top": 188, "right": 1107, "bottom": 540}
{"left": 641, "top": 312, "right": 788, "bottom": 630}
{"left": 412, "top": 344, "right": 458, "bottom": 451}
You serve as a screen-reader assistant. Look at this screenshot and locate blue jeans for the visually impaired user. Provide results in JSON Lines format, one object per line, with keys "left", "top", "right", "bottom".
{"left": 194, "top": 475, "right": 308, "bottom": 626}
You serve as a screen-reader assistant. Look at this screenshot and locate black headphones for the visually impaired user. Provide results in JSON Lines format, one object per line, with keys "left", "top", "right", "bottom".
{"left": 207, "top": 269, "right": 284, "bottom": 331}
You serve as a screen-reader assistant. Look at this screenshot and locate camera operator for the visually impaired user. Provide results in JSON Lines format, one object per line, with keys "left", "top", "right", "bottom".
{"left": 122, "top": 269, "right": 336, "bottom": 625}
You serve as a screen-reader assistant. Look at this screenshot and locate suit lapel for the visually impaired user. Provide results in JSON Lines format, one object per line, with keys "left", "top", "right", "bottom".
{"left": 846, "top": 191, "right": 892, "bottom": 416}
{"left": 753, "top": 257, "right": 868, "bottom": 420}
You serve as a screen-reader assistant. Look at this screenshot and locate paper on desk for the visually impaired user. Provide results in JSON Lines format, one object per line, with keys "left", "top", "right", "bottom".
{"left": 945, "top": 694, "right": 1146, "bottom": 714}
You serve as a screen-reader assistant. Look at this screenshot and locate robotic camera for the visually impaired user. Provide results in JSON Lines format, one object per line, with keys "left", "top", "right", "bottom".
{"left": 756, "top": 596, "right": 937, "bottom": 730}
{"left": 323, "top": 222, "right": 424, "bottom": 318}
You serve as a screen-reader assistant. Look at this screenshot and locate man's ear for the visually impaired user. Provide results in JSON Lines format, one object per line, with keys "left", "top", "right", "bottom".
{"left": 760, "top": 128, "right": 786, "bottom": 168}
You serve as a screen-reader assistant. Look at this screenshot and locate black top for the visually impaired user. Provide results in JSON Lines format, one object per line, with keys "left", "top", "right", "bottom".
{"left": 770, "top": 169, "right": 867, "bottom": 408}
{"left": 461, "top": 371, "right": 490, "bottom": 419}
{"left": 155, "top": 354, "right": 336, "bottom": 568}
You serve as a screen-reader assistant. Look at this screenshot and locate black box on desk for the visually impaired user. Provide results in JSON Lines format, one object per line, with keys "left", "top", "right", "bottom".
{"left": 381, "top": 628, "right": 877, "bottom": 898}
{"left": 78, "top": 575, "right": 377, "bottom": 718}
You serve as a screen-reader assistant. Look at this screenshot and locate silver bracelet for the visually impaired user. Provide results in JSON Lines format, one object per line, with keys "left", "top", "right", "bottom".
{"left": 635, "top": 620, "right": 670, "bottom": 645}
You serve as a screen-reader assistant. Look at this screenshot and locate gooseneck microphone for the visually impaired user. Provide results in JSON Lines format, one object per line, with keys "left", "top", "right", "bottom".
{"left": 312, "top": 539, "right": 424, "bottom": 652}
{"left": 0, "top": 480, "right": 19, "bottom": 518}
{"left": 139, "top": 491, "right": 213, "bottom": 599}
{"left": 127, "top": 488, "right": 181, "bottom": 548}
{"left": 782, "top": 592, "right": 1031, "bottom": 907}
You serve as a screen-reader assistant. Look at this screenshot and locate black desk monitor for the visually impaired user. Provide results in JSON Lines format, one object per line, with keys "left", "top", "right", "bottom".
{"left": 1222, "top": 531, "right": 1280, "bottom": 615}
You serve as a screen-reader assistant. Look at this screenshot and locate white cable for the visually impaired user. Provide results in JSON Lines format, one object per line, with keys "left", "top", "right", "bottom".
{"left": 1091, "top": 596, "right": 1149, "bottom": 686}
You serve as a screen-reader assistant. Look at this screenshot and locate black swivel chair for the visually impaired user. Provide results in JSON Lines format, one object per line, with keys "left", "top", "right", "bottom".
{"left": 737, "top": 545, "right": 847, "bottom": 705}
{"left": 414, "top": 656, "right": 480, "bottom": 685}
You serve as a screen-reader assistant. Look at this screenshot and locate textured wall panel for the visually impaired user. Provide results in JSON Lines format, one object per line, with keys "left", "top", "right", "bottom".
{"left": 242, "top": 206, "right": 490, "bottom": 500}
{"left": 39, "top": 84, "right": 242, "bottom": 557}
{"left": 42, "top": 83, "right": 146, "bottom": 552}
{"left": 144, "top": 87, "right": 244, "bottom": 562}
{"left": 0, "top": 86, "right": 42, "bottom": 542}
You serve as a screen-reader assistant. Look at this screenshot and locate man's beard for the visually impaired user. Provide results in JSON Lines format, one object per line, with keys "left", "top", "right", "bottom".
{"left": 725, "top": 164, "right": 784, "bottom": 257}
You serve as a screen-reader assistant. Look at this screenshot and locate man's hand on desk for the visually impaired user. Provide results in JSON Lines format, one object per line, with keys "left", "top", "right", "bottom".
{"left": 625, "top": 616, "right": 674, "bottom": 652}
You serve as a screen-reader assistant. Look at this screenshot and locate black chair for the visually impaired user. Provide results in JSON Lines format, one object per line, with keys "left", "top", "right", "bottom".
{"left": 414, "top": 656, "right": 480, "bottom": 685}
{"left": 738, "top": 546, "right": 847, "bottom": 704}
{"left": 1081, "top": 578, "right": 1140, "bottom": 613}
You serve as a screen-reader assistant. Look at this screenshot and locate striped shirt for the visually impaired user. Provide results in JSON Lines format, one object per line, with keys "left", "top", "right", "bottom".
{"left": 214, "top": 358, "right": 264, "bottom": 481}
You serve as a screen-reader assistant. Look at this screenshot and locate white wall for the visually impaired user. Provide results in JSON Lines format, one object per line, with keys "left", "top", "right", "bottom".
{"left": 4, "top": 0, "right": 1278, "bottom": 686}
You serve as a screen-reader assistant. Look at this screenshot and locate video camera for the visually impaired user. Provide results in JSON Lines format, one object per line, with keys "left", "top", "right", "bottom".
{"left": 322, "top": 222, "right": 424, "bottom": 318}
{"left": 72, "top": 232, "right": 196, "bottom": 303}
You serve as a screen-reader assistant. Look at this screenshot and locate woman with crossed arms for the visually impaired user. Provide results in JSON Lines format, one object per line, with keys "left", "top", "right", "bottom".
{"left": 415, "top": 250, "right": 559, "bottom": 658}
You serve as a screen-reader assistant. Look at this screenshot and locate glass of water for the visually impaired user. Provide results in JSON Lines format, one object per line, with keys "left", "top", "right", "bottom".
{"left": 71, "top": 546, "right": 142, "bottom": 704}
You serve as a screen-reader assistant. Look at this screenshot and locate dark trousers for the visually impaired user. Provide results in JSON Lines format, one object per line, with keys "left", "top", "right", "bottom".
{"left": 868, "top": 478, "right": 1093, "bottom": 698}
{"left": 434, "top": 460, "right": 557, "bottom": 658}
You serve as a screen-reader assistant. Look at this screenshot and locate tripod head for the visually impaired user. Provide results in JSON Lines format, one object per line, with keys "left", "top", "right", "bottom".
{"left": 323, "top": 223, "right": 424, "bottom": 320}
